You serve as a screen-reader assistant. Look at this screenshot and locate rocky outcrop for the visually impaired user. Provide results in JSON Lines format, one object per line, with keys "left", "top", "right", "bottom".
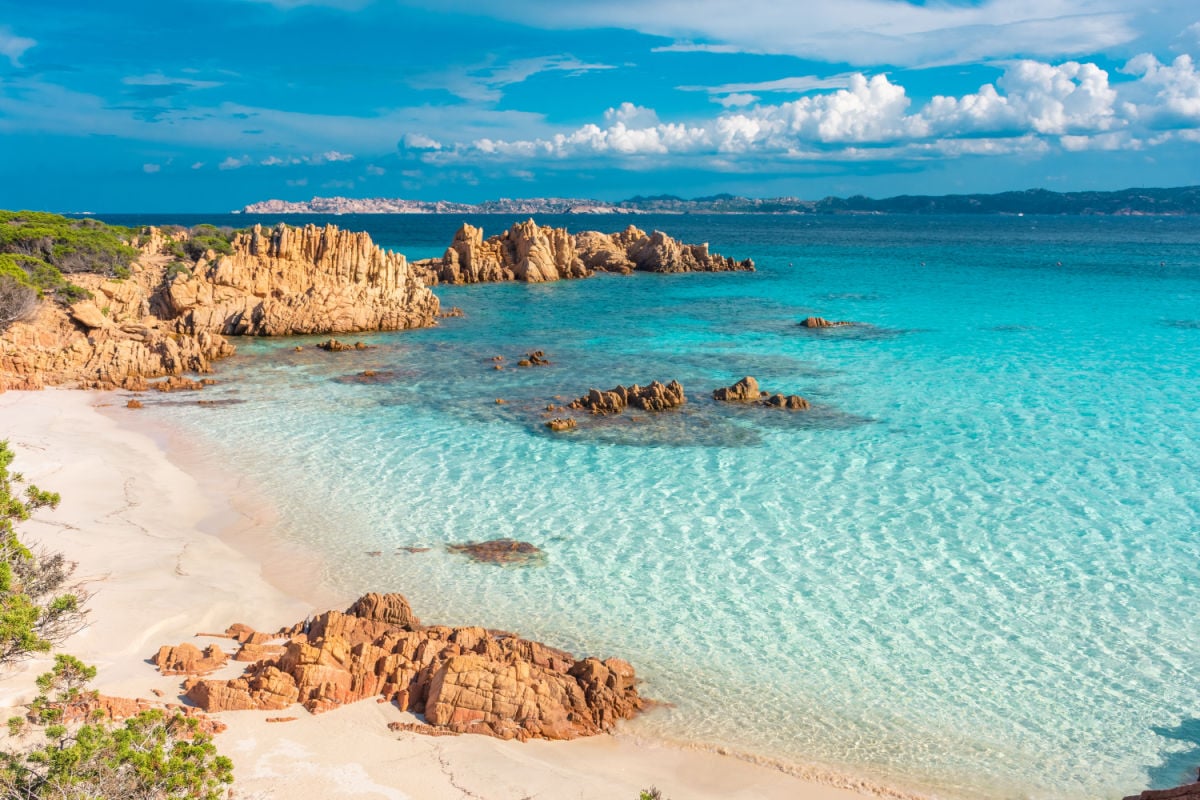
{"left": 153, "top": 643, "right": 229, "bottom": 676}
{"left": 712, "top": 376, "right": 762, "bottom": 402}
{"left": 800, "top": 316, "right": 853, "bottom": 328}
{"left": 423, "top": 221, "right": 589, "bottom": 284}
{"left": 32, "top": 691, "right": 226, "bottom": 736}
{"left": 162, "top": 224, "right": 438, "bottom": 336}
{"left": 1, "top": 223, "right": 439, "bottom": 391}
{"left": 1124, "top": 782, "right": 1200, "bottom": 800}
{"left": 518, "top": 350, "right": 550, "bottom": 367}
{"left": 763, "top": 393, "right": 810, "bottom": 409}
{"left": 178, "top": 592, "right": 643, "bottom": 742}
{"left": 413, "top": 221, "right": 753, "bottom": 285}
{"left": 0, "top": 298, "right": 234, "bottom": 391}
{"left": 713, "top": 376, "right": 810, "bottom": 410}
{"left": 569, "top": 381, "right": 686, "bottom": 414}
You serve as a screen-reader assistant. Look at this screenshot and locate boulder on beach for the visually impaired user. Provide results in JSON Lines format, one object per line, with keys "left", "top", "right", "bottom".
{"left": 178, "top": 592, "right": 644, "bottom": 742}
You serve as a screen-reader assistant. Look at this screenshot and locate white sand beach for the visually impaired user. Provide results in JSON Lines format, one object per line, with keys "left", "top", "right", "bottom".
{"left": 0, "top": 389, "right": 882, "bottom": 800}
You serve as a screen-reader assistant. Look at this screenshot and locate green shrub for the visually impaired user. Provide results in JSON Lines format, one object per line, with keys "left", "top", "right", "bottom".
{"left": 0, "top": 211, "right": 137, "bottom": 279}
{"left": 166, "top": 240, "right": 189, "bottom": 261}
{"left": 182, "top": 226, "right": 235, "bottom": 262}
{"left": 0, "top": 275, "right": 38, "bottom": 331}
{"left": 165, "top": 261, "right": 192, "bottom": 281}
{"left": 57, "top": 283, "right": 91, "bottom": 303}
{"left": 0, "top": 253, "right": 92, "bottom": 315}
{"left": 3, "top": 656, "right": 234, "bottom": 799}
{"left": 0, "top": 441, "right": 85, "bottom": 666}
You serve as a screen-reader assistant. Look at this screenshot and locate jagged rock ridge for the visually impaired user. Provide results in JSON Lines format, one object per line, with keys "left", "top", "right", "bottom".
{"left": 0, "top": 223, "right": 439, "bottom": 390}
{"left": 162, "top": 224, "right": 438, "bottom": 336}
{"left": 413, "top": 220, "right": 753, "bottom": 285}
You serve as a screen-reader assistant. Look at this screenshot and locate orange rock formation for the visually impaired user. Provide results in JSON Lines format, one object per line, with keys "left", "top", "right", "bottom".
{"left": 172, "top": 592, "right": 643, "bottom": 742}
{"left": 414, "top": 220, "right": 753, "bottom": 285}
{"left": 0, "top": 223, "right": 438, "bottom": 391}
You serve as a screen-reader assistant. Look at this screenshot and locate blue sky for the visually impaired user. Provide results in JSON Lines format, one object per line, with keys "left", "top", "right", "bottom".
{"left": 2, "top": 0, "right": 1200, "bottom": 210}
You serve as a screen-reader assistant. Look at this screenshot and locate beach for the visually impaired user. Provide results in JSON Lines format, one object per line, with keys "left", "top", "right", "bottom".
{"left": 0, "top": 388, "right": 876, "bottom": 800}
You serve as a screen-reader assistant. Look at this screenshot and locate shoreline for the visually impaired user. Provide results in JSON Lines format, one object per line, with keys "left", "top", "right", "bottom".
{"left": 0, "top": 388, "right": 900, "bottom": 800}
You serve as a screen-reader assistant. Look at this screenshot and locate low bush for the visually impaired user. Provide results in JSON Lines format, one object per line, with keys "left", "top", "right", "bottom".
{"left": 165, "top": 261, "right": 192, "bottom": 281}
{"left": 3, "top": 656, "right": 234, "bottom": 799}
{"left": 0, "top": 212, "right": 137, "bottom": 279}
{"left": 182, "top": 226, "right": 236, "bottom": 262}
{"left": 0, "top": 441, "right": 85, "bottom": 666}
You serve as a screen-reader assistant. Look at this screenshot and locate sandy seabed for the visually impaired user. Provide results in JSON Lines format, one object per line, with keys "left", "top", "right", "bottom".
{"left": 0, "top": 389, "right": 878, "bottom": 800}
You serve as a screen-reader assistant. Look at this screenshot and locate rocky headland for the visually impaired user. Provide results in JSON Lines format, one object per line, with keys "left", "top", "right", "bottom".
{"left": 168, "top": 592, "right": 643, "bottom": 742}
{"left": 412, "top": 220, "right": 753, "bottom": 285}
{"left": 243, "top": 185, "right": 1200, "bottom": 216}
{"left": 0, "top": 220, "right": 438, "bottom": 390}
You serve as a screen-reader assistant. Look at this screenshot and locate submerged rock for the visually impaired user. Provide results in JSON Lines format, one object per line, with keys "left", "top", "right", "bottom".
{"left": 331, "top": 369, "right": 399, "bottom": 384}
{"left": 447, "top": 538, "right": 545, "bottom": 566}
{"left": 152, "top": 376, "right": 215, "bottom": 392}
{"left": 179, "top": 591, "right": 644, "bottom": 741}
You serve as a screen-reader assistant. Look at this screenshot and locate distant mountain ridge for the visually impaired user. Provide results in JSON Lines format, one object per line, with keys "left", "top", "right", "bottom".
{"left": 241, "top": 186, "right": 1200, "bottom": 216}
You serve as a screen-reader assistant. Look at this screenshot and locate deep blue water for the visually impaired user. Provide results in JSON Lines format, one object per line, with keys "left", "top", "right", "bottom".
{"left": 106, "top": 213, "right": 1200, "bottom": 799}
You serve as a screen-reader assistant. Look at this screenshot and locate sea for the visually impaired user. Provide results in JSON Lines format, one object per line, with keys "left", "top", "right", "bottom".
{"left": 97, "top": 212, "right": 1200, "bottom": 799}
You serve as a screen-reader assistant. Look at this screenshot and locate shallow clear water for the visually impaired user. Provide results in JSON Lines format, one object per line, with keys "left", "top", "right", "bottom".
{"left": 111, "top": 213, "right": 1200, "bottom": 799}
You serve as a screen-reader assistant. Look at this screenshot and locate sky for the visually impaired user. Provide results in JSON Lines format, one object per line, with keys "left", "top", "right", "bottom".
{"left": 1, "top": 0, "right": 1200, "bottom": 210}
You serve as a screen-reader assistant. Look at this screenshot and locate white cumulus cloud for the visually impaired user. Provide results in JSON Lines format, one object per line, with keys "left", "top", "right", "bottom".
{"left": 1122, "top": 53, "right": 1200, "bottom": 127}
{"left": 434, "top": 54, "right": 1200, "bottom": 169}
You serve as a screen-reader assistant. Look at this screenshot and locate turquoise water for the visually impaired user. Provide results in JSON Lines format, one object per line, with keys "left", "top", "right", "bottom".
{"left": 112, "top": 213, "right": 1200, "bottom": 799}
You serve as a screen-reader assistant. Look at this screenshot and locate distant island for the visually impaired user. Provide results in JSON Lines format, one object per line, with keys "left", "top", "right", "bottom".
{"left": 242, "top": 185, "right": 1200, "bottom": 216}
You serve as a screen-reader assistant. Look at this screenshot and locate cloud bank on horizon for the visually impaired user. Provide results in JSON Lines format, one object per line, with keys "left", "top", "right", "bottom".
{"left": 1, "top": 0, "right": 1199, "bottom": 209}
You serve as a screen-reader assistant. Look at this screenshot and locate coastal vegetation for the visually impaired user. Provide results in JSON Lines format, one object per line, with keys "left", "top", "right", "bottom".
{"left": 0, "top": 211, "right": 141, "bottom": 330}
{"left": 0, "top": 442, "right": 80, "bottom": 665}
{"left": 165, "top": 225, "right": 237, "bottom": 263}
{"left": 0, "top": 212, "right": 136, "bottom": 279}
{"left": 0, "top": 443, "right": 233, "bottom": 799}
